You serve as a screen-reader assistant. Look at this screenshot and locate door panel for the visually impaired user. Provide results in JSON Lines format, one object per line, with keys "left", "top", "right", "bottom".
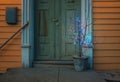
{"left": 35, "top": 0, "right": 81, "bottom": 60}
{"left": 61, "top": 0, "right": 81, "bottom": 60}
{"left": 35, "top": 0, "right": 55, "bottom": 60}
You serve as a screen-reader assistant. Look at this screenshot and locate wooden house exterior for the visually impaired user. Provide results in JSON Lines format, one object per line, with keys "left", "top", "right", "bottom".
{"left": 0, "top": 0, "right": 22, "bottom": 72}
{"left": 93, "top": 0, "right": 120, "bottom": 70}
{"left": 0, "top": 0, "right": 120, "bottom": 72}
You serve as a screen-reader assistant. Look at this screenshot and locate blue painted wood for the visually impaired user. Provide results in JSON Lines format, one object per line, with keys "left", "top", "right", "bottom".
{"left": 29, "top": 0, "right": 34, "bottom": 67}
{"left": 22, "top": 0, "right": 34, "bottom": 68}
{"left": 81, "top": 0, "right": 93, "bottom": 69}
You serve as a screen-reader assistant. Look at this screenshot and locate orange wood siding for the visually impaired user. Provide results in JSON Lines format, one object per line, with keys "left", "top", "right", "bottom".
{"left": 93, "top": 0, "right": 120, "bottom": 70}
{"left": 0, "top": 0, "right": 21, "bottom": 72}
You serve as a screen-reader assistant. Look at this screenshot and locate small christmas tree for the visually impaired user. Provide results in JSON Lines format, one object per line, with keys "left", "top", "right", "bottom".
{"left": 69, "top": 16, "right": 92, "bottom": 57}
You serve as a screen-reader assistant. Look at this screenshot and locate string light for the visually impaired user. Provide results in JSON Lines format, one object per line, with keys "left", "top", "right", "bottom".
{"left": 68, "top": 16, "right": 91, "bottom": 46}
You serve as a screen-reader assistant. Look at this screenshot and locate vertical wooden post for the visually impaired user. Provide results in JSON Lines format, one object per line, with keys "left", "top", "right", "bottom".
{"left": 22, "top": 0, "right": 34, "bottom": 68}
{"left": 81, "top": 0, "right": 93, "bottom": 69}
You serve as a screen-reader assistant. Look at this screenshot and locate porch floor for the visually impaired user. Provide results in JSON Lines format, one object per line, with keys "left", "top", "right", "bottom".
{"left": 0, "top": 67, "right": 106, "bottom": 82}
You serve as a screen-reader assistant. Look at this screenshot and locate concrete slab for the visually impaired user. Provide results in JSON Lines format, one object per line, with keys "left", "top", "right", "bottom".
{"left": 59, "top": 68, "right": 106, "bottom": 82}
{"left": 0, "top": 68, "right": 58, "bottom": 82}
{"left": 0, "top": 67, "right": 106, "bottom": 82}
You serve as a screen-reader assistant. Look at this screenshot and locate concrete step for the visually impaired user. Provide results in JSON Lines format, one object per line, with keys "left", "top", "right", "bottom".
{"left": 33, "top": 60, "right": 74, "bottom": 68}
{"left": 0, "top": 68, "right": 7, "bottom": 73}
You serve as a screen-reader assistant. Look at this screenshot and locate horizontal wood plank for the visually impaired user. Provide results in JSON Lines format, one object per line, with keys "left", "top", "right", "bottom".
{"left": 0, "top": 27, "right": 20, "bottom": 33}
{"left": 0, "top": 15, "right": 21, "bottom": 21}
{"left": 94, "top": 50, "right": 120, "bottom": 57}
{"left": 93, "top": 2, "right": 120, "bottom": 7}
{"left": 94, "top": 37, "right": 120, "bottom": 43}
{"left": 1, "top": 45, "right": 21, "bottom": 50}
{"left": 93, "top": 8, "right": 120, "bottom": 13}
{"left": 93, "top": 0, "right": 120, "bottom": 1}
{"left": 0, "top": 56, "right": 21, "bottom": 62}
{"left": 94, "top": 44, "right": 120, "bottom": 50}
{"left": 0, "top": 33, "right": 21, "bottom": 38}
{"left": 94, "top": 19, "right": 120, "bottom": 24}
{"left": 0, "top": 5, "right": 21, "bottom": 9}
{"left": 0, "top": 9, "right": 21, "bottom": 15}
{"left": 94, "top": 64, "right": 120, "bottom": 70}
{"left": 94, "top": 57, "right": 120, "bottom": 63}
{"left": 0, "top": 0, "right": 21, "bottom": 4}
{"left": 0, "top": 38, "right": 21, "bottom": 45}
{"left": 0, "top": 21, "right": 21, "bottom": 27}
{"left": 94, "top": 31, "right": 120, "bottom": 36}
{"left": 93, "top": 13, "right": 120, "bottom": 19}
{"left": 93, "top": 25, "right": 120, "bottom": 30}
{"left": 0, "top": 62, "right": 21, "bottom": 68}
{"left": 0, "top": 50, "right": 21, "bottom": 56}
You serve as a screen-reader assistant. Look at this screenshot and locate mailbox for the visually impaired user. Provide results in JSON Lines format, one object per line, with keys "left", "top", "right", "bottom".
{"left": 6, "top": 7, "right": 17, "bottom": 24}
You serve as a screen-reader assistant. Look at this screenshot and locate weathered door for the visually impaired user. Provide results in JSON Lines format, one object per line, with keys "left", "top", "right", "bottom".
{"left": 34, "top": 0, "right": 81, "bottom": 61}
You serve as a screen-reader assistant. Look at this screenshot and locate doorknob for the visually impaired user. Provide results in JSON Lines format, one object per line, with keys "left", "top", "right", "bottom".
{"left": 52, "top": 18, "right": 60, "bottom": 26}
{"left": 52, "top": 18, "right": 58, "bottom": 22}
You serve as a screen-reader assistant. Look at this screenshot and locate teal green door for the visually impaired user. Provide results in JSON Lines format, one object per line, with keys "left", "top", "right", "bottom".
{"left": 34, "top": 0, "right": 81, "bottom": 61}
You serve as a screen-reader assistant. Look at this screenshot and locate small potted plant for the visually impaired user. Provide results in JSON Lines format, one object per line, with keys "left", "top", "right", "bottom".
{"left": 71, "top": 17, "right": 91, "bottom": 71}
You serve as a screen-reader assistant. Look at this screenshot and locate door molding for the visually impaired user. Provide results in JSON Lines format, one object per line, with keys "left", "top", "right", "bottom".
{"left": 22, "top": 0, "right": 34, "bottom": 67}
{"left": 22, "top": 0, "right": 93, "bottom": 68}
{"left": 81, "top": 0, "right": 93, "bottom": 69}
